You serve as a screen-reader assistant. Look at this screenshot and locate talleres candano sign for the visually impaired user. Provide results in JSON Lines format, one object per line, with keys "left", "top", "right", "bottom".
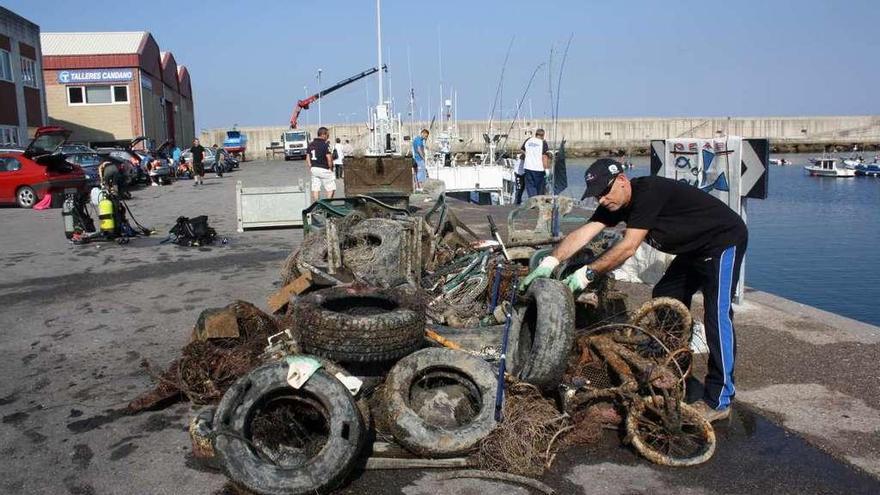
{"left": 57, "top": 69, "right": 134, "bottom": 84}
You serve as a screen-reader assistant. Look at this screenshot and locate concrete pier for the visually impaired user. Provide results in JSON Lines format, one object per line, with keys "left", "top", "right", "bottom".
{"left": 1, "top": 160, "right": 878, "bottom": 493}
{"left": 202, "top": 115, "right": 880, "bottom": 158}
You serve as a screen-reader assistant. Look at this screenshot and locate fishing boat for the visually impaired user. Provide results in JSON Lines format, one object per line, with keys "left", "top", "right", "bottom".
{"left": 854, "top": 163, "right": 880, "bottom": 177}
{"left": 804, "top": 158, "right": 855, "bottom": 177}
{"left": 769, "top": 158, "right": 791, "bottom": 166}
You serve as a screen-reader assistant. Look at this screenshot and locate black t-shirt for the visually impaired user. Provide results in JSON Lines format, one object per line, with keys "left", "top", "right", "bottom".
{"left": 190, "top": 145, "right": 205, "bottom": 164}
{"left": 589, "top": 176, "right": 747, "bottom": 255}
{"left": 307, "top": 139, "right": 331, "bottom": 169}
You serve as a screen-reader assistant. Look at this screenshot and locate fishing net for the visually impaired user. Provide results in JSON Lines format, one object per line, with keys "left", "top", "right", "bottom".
{"left": 127, "top": 301, "right": 278, "bottom": 412}
{"left": 474, "top": 381, "right": 571, "bottom": 477}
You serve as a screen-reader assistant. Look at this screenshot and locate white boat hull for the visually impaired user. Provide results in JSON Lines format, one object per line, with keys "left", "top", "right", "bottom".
{"left": 803, "top": 166, "right": 855, "bottom": 177}
{"left": 426, "top": 164, "right": 515, "bottom": 204}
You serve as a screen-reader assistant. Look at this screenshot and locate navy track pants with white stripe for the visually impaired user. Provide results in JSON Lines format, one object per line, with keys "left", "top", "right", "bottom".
{"left": 652, "top": 241, "right": 747, "bottom": 410}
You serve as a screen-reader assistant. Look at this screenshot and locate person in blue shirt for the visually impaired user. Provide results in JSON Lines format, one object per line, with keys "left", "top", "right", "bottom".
{"left": 412, "top": 129, "right": 429, "bottom": 190}
{"left": 171, "top": 142, "right": 182, "bottom": 176}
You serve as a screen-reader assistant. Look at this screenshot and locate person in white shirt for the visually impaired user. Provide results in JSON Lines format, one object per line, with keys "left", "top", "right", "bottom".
{"left": 520, "top": 128, "right": 551, "bottom": 198}
{"left": 514, "top": 152, "right": 526, "bottom": 205}
{"left": 333, "top": 137, "right": 346, "bottom": 179}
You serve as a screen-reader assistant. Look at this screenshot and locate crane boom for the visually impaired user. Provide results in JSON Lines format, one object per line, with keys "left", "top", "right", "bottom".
{"left": 290, "top": 64, "right": 387, "bottom": 128}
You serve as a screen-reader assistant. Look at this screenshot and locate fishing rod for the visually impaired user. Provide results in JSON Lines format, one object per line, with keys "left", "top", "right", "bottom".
{"left": 497, "top": 62, "right": 546, "bottom": 157}
{"left": 487, "top": 36, "right": 516, "bottom": 136}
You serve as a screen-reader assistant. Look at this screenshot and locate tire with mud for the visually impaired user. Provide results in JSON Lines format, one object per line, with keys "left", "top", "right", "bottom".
{"left": 382, "top": 347, "right": 497, "bottom": 457}
{"left": 507, "top": 278, "right": 575, "bottom": 390}
{"left": 294, "top": 286, "right": 425, "bottom": 363}
{"left": 213, "top": 361, "right": 366, "bottom": 495}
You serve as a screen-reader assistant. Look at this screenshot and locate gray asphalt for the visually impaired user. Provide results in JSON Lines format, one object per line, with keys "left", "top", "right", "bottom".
{"left": 1, "top": 160, "right": 878, "bottom": 495}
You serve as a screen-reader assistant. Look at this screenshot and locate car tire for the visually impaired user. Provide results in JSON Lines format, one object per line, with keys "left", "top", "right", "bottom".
{"left": 16, "top": 186, "right": 38, "bottom": 208}
{"left": 294, "top": 286, "right": 425, "bottom": 363}
{"left": 507, "top": 278, "right": 575, "bottom": 390}
{"left": 382, "top": 347, "right": 498, "bottom": 457}
{"left": 214, "top": 361, "right": 366, "bottom": 495}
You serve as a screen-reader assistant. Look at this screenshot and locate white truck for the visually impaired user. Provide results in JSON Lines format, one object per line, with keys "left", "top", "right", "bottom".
{"left": 282, "top": 130, "right": 310, "bottom": 161}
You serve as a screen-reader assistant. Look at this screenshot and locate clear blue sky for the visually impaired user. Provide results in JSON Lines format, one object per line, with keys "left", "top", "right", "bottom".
{"left": 8, "top": 0, "right": 880, "bottom": 132}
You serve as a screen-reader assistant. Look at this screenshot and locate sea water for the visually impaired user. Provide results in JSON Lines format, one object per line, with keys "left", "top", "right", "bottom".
{"left": 563, "top": 153, "right": 880, "bottom": 327}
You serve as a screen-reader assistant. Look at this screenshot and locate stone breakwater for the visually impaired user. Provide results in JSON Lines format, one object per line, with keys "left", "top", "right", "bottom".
{"left": 203, "top": 115, "right": 880, "bottom": 158}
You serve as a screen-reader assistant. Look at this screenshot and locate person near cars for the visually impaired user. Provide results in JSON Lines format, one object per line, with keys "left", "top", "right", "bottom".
{"left": 190, "top": 139, "right": 206, "bottom": 186}
{"left": 211, "top": 144, "right": 224, "bottom": 178}
{"left": 147, "top": 159, "right": 164, "bottom": 186}
{"left": 306, "top": 127, "right": 335, "bottom": 202}
{"left": 333, "top": 137, "right": 345, "bottom": 179}
{"left": 98, "top": 160, "right": 120, "bottom": 194}
{"left": 521, "top": 158, "right": 748, "bottom": 423}
{"left": 171, "top": 142, "right": 182, "bottom": 173}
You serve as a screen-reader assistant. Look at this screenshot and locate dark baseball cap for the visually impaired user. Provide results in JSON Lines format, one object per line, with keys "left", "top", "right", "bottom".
{"left": 581, "top": 158, "right": 624, "bottom": 200}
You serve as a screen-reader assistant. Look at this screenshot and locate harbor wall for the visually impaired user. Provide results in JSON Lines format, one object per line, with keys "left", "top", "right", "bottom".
{"left": 202, "top": 115, "right": 880, "bottom": 158}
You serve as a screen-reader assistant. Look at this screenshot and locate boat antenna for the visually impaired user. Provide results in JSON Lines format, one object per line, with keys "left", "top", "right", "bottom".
{"left": 498, "top": 62, "right": 546, "bottom": 155}
{"left": 552, "top": 34, "right": 573, "bottom": 149}
{"left": 376, "top": 0, "right": 384, "bottom": 105}
{"left": 487, "top": 36, "right": 516, "bottom": 134}
{"left": 407, "top": 45, "right": 415, "bottom": 139}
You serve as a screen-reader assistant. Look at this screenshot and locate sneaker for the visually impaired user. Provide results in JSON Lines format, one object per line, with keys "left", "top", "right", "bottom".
{"left": 193, "top": 182, "right": 198, "bottom": 187}
{"left": 151, "top": 182, "right": 158, "bottom": 187}
{"left": 689, "top": 400, "right": 731, "bottom": 423}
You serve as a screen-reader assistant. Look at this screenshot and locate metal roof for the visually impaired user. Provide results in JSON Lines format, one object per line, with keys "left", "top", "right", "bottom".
{"left": 40, "top": 32, "right": 148, "bottom": 56}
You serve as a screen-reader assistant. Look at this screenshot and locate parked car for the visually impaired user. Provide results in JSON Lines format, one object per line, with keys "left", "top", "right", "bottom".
{"left": 64, "top": 152, "right": 103, "bottom": 188}
{"left": 60, "top": 143, "right": 97, "bottom": 154}
{"left": 182, "top": 147, "right": 232, "bottom": 174}
{"left": 0, "top": 126, "right": 87, "bottom": 208}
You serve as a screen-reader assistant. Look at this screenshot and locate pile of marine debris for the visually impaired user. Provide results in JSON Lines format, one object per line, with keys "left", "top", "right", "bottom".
{"left": 128, "top": 191, "right": 715, "bottom": 495}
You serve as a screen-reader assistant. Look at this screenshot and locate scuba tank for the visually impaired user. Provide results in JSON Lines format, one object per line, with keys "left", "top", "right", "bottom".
{"left": 62, "top": 193, "right": 76, "bottom": 239}
{"left": 98, "top": 190, "right": 116, "bottom": 234}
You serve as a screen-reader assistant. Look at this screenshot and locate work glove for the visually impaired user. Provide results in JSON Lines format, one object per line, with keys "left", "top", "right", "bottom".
{"left": 521, "top": 255, "right": 559, "bottom": 290}
{"left": 563, "top": 265, "right": 593, "bottom": 293}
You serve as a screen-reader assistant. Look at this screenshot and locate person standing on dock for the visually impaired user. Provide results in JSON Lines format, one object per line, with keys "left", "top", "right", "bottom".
{"left": 333, "top": 137, "right": 346, "bottom": 179}
{"left": 413, "top": 129, "right": 429, "bottom": 191}
{"left": 514, "top": 152, "right": 526, "bottom": 205}
{"left": 522, "top": 158, "right": 748, "bottom": 423}
{"left": 190, "top": 138, "right": 206, "bottom": 187}
{"left": 521, "top": 129, "right": 551, "bottom": 198}
{"left": 307, "top": 127, "right": 336, "bottom": 202}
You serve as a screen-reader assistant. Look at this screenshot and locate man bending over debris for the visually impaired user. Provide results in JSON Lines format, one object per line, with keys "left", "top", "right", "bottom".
{"left": 522, "top": 158, "right": 748, "bottom": 423}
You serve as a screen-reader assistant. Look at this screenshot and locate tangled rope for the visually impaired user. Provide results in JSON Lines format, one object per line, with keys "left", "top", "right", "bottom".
{"left": 475, "top": 381, "right": 570, "bottom": 477}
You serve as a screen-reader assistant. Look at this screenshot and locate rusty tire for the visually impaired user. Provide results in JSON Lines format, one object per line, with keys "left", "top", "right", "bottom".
{"left": 294, "top": 287, "right": 425, "bottom": 363}
{"left": 626, "top": 395, "right": 716, "bottom": 467}
{"left": 213, "top": 361, "right": 365, "bottom": 495}
{"left": 630, "top": 297, "right": 694, "bottom": 375}
{"left": 382, "top": 347, "right": 497, "bottom": 457}
{"left": 629, "top": 297, "right": 693, "bottom": 350}
{"left": 507, "top": 278, "right": 575, "bottom": 390}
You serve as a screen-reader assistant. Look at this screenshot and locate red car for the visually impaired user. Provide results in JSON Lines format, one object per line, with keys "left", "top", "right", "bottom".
{"left": 0, "top": 126, "right": 87, "bottom": 208}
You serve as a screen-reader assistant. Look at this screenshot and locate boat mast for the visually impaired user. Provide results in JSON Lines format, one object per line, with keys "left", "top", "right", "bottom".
{"left": 376, "top": 0, "right": 384, "bottom": 106}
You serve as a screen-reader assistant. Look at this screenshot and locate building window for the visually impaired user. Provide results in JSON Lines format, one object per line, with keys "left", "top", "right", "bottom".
{"left": 68, "top": 86, "right": 84, "bottom": 104}
{"left": 0, "top": 50, "right": 12, "bottom": 82}
{"left": 113, "top": 85, "right": 128, "bottom": 102}
{"left": 0, "top": 126, "right": 20, "bottom": 146}
{"left": 67, "top": 85, "right": 130, "bottom": 105}
{"left": 86, "top": 85, "right": 112, "bottom": 104}
{"left": 20, "top": 56, "right": 38, "bottom": 88}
